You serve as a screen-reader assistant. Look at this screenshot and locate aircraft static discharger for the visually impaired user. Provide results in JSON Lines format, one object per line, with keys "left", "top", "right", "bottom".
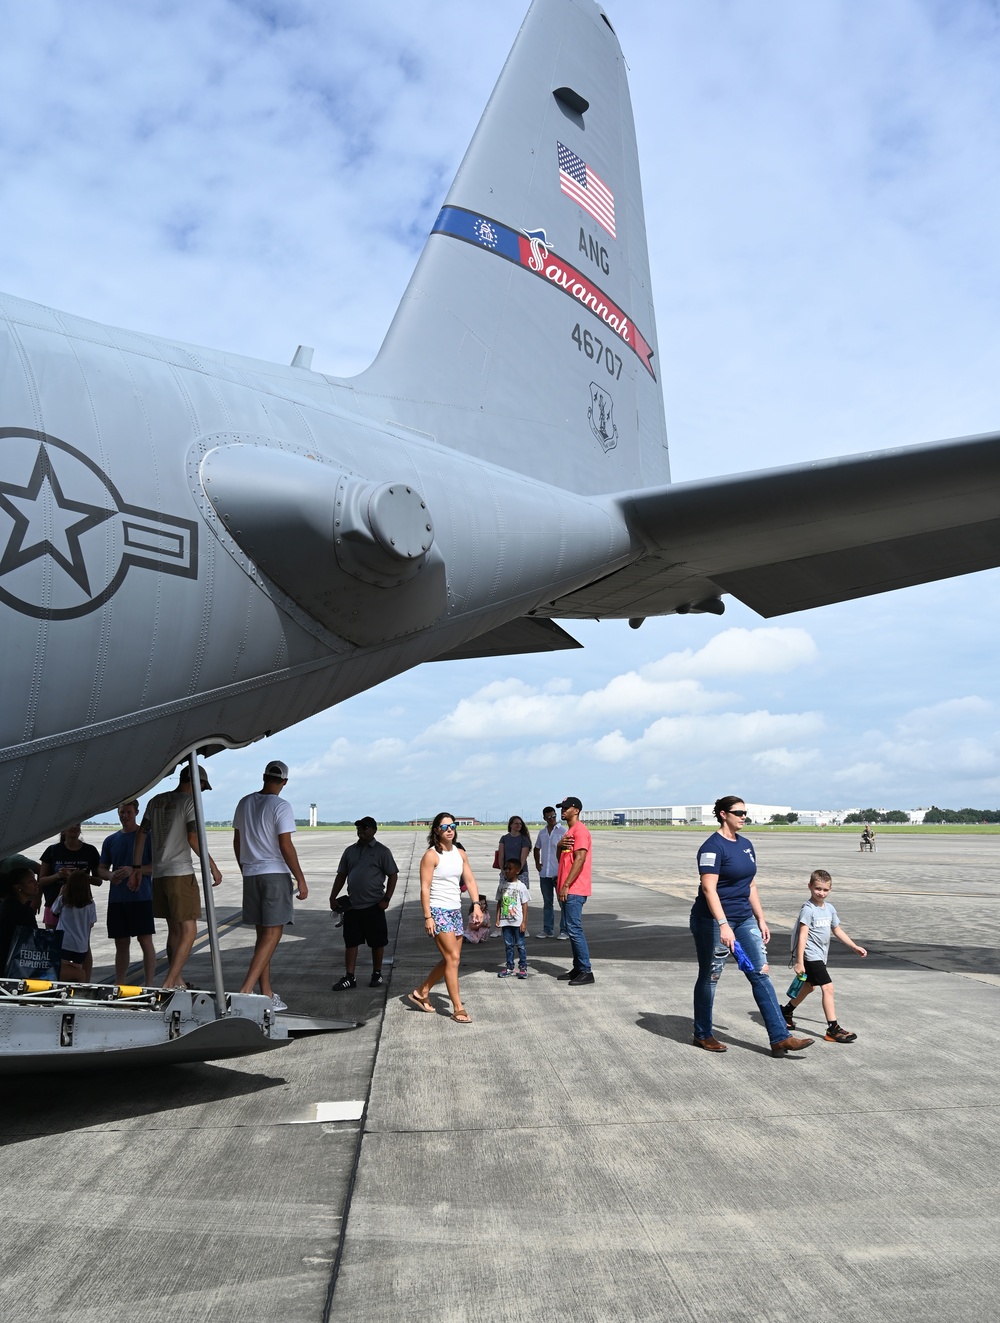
{"left": 2, "top": 0, "right": 1000, "bottom": 853}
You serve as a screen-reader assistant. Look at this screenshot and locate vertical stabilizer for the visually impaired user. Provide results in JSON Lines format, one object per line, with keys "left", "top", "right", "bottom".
{"left": 348, "top": 0, "right": 669, "bottom": 496}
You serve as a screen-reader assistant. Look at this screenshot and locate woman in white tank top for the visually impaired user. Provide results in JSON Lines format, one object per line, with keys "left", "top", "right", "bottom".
{"left": 408, "top": 812, "right": 484, "bottom": 1023}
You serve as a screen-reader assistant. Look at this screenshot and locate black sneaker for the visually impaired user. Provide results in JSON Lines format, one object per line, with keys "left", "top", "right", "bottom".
{"left": 557, "top": 968, "right": 582, "bottom": 981}
{"left": 567, "top": 970, "right": 595, "bottom": 986}
{"left": 825, "top": 1023, "right": 857, "bottom": 1043}
{"left": 332, "top": 975, "right": 356, "bottom": 991}
{"left": 369, "top": 971, "right": 384, "bottom": 987}
{"left": 781, "top": 1003, "right": 797, "bottom": 1029}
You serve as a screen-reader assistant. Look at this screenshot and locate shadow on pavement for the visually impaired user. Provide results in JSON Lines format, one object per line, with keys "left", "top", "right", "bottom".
{"left": 0, "top": 1060, "right": 286, "bottom": 1145}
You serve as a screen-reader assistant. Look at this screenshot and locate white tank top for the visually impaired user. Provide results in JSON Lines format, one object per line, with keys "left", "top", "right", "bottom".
{"left": 428, "top": 846, "right": 464, "bottom": 909}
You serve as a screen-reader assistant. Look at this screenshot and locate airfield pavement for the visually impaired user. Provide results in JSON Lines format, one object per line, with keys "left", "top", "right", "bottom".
{"left": 1, "top": 826, "right": 998, "bottom": 1322}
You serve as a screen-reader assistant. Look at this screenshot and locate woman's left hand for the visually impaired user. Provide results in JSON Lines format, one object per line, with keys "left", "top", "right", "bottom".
{"left": 758, "top": 919, "right": 770, "bottom": 945}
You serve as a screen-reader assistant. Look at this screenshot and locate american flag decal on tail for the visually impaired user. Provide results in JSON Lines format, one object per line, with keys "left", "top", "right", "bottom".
{"left": 557, "top": 142, "right": 616, "bottom": 240}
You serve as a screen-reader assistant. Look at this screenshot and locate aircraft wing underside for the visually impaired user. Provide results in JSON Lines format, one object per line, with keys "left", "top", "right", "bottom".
{"left": 538, "top": 430, "right": 1000, "bottom": 619}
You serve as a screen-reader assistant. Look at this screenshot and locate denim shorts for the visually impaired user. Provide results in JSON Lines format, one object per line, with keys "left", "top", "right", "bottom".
{"left": 430, "top": 907, "right": 464, "bottom": 936}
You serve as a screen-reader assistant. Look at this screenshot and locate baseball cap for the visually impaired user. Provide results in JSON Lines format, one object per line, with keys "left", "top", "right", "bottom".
{"left": 355, "top": 816, "right": 378, "bottom": 831}
{"left": 264, "top": 760, "right": 289, "bottom": 781}
{"left": 556, "top": 796, "right": 583, "bottom": 811}
{"left": 179, "top": 764, "right": 212, "bottom": 790}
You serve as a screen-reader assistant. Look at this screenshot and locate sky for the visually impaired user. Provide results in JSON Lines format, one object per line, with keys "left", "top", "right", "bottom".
{"left": 2, "top": 0, "right": 999, "bottom": 822}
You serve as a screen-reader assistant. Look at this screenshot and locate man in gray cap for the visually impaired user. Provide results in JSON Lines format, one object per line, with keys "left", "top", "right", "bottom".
{"left": 133, "top": 761, "right": 222, "bottom": 989}
{"left": 233, "top": 760, "right": 308, "bottom": 1012}
{"left": 329, "top": 817, "right": 398, "bottom": 989}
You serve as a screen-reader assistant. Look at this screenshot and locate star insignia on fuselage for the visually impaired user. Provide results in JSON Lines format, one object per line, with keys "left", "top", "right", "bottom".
{"left": 0, "top": 445, "right": 114, "bottom": 595}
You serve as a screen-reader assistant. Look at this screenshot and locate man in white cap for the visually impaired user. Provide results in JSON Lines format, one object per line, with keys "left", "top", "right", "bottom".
{"left": 133, "top": 762, "right": 222, "bottom": 989}
{"left": 233, "top": 760, "right": 308, "bottom": 1012}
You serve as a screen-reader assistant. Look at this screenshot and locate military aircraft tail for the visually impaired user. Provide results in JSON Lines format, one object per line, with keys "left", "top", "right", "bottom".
{"left": 348, "top": 0, "right": 669, "bottom": 497}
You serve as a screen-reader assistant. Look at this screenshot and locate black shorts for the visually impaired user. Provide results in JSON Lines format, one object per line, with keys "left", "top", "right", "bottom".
{"left": 804, "top": 958, "right": 832, "bottom": 987}
{"left": 343, "top": 905, "right": 388, "bottom": 949}
{"left": 107, "top": 900, "right": 156, "bottom": 939}
{"left": 61, "top": 947, "right": 89, "bottom": 964}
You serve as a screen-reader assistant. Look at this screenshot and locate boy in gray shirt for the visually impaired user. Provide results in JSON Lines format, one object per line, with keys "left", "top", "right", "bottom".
{"left": 782, "top": 869, "right": 867, "bottom": 1042}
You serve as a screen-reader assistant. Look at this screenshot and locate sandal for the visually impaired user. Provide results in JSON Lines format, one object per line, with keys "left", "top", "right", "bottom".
{"left": 451, "top": 1009, "right": 472, "bottom": 1023}
{"left": 407, "top": 990, "right": 433, "bottom": 1012}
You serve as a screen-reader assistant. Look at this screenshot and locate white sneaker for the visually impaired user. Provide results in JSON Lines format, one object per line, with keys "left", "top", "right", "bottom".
{"left": 270, "top": 993, "right": 288, "bottom": 1012}
{"left": 557, "top": 933, "right": 570, "bottom": 940}
{"left": 537, "top": 933, "right": 550, "bottom": 940}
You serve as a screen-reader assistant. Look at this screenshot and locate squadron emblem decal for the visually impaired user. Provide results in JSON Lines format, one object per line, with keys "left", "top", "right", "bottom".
{"left": 0, "top": 429, "right": 197, "bottom": 620}
{"left": 588, "top": 383, "right": 618, "bottom": 453}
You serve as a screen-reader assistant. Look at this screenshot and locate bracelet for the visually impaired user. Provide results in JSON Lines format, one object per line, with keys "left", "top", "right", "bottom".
{"left": 471, "top": 899, "right": 482, "bottom": 906}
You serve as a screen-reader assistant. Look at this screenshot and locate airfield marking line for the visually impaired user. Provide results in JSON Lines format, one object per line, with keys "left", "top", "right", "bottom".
{"left": 322, "top": 835, "right": 419, "bottom": 1323}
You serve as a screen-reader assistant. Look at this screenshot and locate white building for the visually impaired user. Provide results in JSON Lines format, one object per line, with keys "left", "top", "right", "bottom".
{"left": 587, "top": 803, "right": 792, "bottom": 827}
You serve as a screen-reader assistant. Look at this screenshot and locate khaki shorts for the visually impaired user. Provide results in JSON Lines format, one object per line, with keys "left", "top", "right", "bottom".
{"left": 152, "top": 874, "right": 201, "bottom": 923}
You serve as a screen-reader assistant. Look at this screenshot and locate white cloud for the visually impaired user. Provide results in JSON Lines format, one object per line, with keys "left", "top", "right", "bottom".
{"left": 644, "top": 628, "right": 818, "bottom": 681}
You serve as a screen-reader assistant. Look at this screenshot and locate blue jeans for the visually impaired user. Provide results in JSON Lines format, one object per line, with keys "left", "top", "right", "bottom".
{"left": 562, "top": 894, "right": 591, "bottom": 973}
{"left": 502, "top": 926, "right": 527, "bottom": 969}
{"left": 690, "top": 912, "right": 788, "bottom": 1044}
{"left": 538, "top": 877, "right": 568, "bottom": 936}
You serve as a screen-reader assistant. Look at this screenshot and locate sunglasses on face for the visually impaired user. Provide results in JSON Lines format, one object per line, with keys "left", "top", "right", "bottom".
{"left": 439, "top": 823, "right": 457, "bottom": 831}
{"left": 728, "top": 809, "right": 748, "bottom": 817}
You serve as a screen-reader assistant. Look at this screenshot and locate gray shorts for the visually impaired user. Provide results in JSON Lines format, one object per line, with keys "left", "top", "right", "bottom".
{"left": 243, "top": 873, "right": 294, "bottom": 927}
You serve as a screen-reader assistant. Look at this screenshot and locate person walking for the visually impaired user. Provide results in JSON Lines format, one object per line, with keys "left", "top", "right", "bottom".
{"left": 330, "top": 816, "right": 398, "bottom": 990}
{"left": 232, "top": 760, "right": 308, "bottom": 1012}
{"left": 133, "top": 763, "right": 222, "bottom": 990}
{"left": 782, "top": 869, "right": 867, "bottom": 1043}
{"left": 409, "top": 812, "right": 484, "bottom": 1023}
{"left": 555, "top": 796, "right": 594, "bottom": 986}
{"left": 533, "top": 805, "right": 567, "bottom": 938}
{"left": 690, "top": 796, "right": 812, "bottom": 1057}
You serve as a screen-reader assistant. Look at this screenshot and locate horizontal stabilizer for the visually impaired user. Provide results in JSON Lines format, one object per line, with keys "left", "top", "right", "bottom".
{"left": 432, "top": 617, "right": 581, "bottom": 661}
{"left": 541, "top": 430, "right": 1000, "bottom": 618}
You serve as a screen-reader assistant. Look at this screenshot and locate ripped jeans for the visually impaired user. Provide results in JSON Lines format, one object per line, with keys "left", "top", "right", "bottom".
{"left": 690, "top": 912, "right": 789, "bottom": 1045}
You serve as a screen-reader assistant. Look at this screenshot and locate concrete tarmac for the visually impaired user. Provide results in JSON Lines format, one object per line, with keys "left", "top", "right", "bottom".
{"left": 2, "top": 827, "right": 997, "bottom": 1322}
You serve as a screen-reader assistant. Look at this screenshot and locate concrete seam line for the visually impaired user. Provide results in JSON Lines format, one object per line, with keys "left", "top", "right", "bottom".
{"left": 322, "top": 835, "right": 418, "bottom": 1323}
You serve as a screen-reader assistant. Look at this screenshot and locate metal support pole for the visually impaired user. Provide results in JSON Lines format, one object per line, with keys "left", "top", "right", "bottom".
{"left": 187, "top": 749, "right": 227, "bottom": 1019}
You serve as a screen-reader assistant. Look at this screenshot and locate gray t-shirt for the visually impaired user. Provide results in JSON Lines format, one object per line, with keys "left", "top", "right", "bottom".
{"left": 794, "top": 899, "right": 840, "bottom": 962}
{"left": 141, "top": 789, "right": 196, "bottom": 877}
{"left": 337, "top": 840, "right": 398, "bottom": 908}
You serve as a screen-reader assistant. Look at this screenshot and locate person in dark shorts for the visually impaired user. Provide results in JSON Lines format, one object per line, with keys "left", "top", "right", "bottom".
{"left": 233, "top": 760, "right": 308, "bottom": 1013}
{"left": 330, "top": 818, "right": 398, "bottom": 989}
{"left": 100, "top": 800, "right": 156, "bottom": 984}
{"left": 782, "top": 869, "right": 867, "bottom": 1043}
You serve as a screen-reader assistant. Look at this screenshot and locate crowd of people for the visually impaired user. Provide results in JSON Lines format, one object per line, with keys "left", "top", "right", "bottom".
{"left": 0, "top": 776, "right": 869, "bottom": 1052}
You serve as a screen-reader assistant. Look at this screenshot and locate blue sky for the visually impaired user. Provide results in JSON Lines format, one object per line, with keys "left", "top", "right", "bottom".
{"left": 2, "top": 0, "right": 998, "bottom": 821}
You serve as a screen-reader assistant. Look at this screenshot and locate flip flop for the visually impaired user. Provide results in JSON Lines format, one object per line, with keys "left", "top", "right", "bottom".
{"left": 451, "top": 1009, "right": 472, "bottom": 1023}
{"left": 407, "top": 991, "right": 433, "bottom": 1012}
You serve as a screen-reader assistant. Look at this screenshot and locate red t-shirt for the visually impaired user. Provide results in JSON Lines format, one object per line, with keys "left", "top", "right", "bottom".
{"left": 556, "top": 822, "right": 592, "bottom": 896}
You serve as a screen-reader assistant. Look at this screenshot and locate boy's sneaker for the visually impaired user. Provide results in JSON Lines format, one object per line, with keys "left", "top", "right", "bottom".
{"left": 369, "top": 971, "right": 384, "bottom": 987}
{"left": 825, "top": 1023, "right": 857, "bottom": 1043}
{"left": 497, "top": 967, "right": 513, "bottom": 978}
{"left": 332, "top": 975, "right": 356, "bottom": 991}
{"left": 516, "top": 968, "right": 528, "bottom": 979}
{"left": 270, "top": 993, "right": 287, "bottom": 1013}
{"left": 781, "top": 1003, "right": 797, "bottom": 1029}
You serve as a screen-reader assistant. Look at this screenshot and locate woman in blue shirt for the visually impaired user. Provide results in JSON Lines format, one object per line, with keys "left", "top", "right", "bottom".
{"left": 690, "top": 796, "right": 813, "bottom": 1057}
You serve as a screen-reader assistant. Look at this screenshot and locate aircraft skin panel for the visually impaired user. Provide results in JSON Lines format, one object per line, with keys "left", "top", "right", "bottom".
{"left": 349, "top": 0, "right": 669, "bottom": 497}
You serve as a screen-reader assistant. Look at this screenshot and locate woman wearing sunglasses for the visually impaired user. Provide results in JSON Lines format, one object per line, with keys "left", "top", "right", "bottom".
{"left": 409, "top": 812, "right": 484, "bottom": 1022}
{"left": 690, "top": 796, "right": 813, "bottom": 1057}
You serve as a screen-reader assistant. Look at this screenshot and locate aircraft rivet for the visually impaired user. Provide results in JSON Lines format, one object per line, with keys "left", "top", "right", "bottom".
{"left": 390, "top": 538, "right": 395, "bottom": 544}
{"left": 425, "top": 523, "right": 431, "bottom": 531}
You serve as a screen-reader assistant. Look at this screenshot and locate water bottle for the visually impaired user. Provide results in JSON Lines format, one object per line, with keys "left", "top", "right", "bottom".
{"left": 786, "top": 971, "right": 807, "bottom": 998}
{"left": 732, "top": 940, "right": 755, "bottom": 973}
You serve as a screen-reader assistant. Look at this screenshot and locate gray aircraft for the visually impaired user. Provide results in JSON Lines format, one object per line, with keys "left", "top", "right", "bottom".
{"left": 2, "top": 0, "right": 999, "bottom": 857}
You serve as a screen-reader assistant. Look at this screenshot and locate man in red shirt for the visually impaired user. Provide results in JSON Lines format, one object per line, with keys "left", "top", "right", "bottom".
{"left": 555, "top": 796, "right": 594, "bottom": 985}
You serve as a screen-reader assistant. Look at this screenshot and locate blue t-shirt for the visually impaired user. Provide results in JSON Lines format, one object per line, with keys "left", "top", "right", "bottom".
{"left": 692, "top": 831, "right": 757, "bottom": 923}
{"left": 100, "top": 829, "right": 153, "bottom": 904}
